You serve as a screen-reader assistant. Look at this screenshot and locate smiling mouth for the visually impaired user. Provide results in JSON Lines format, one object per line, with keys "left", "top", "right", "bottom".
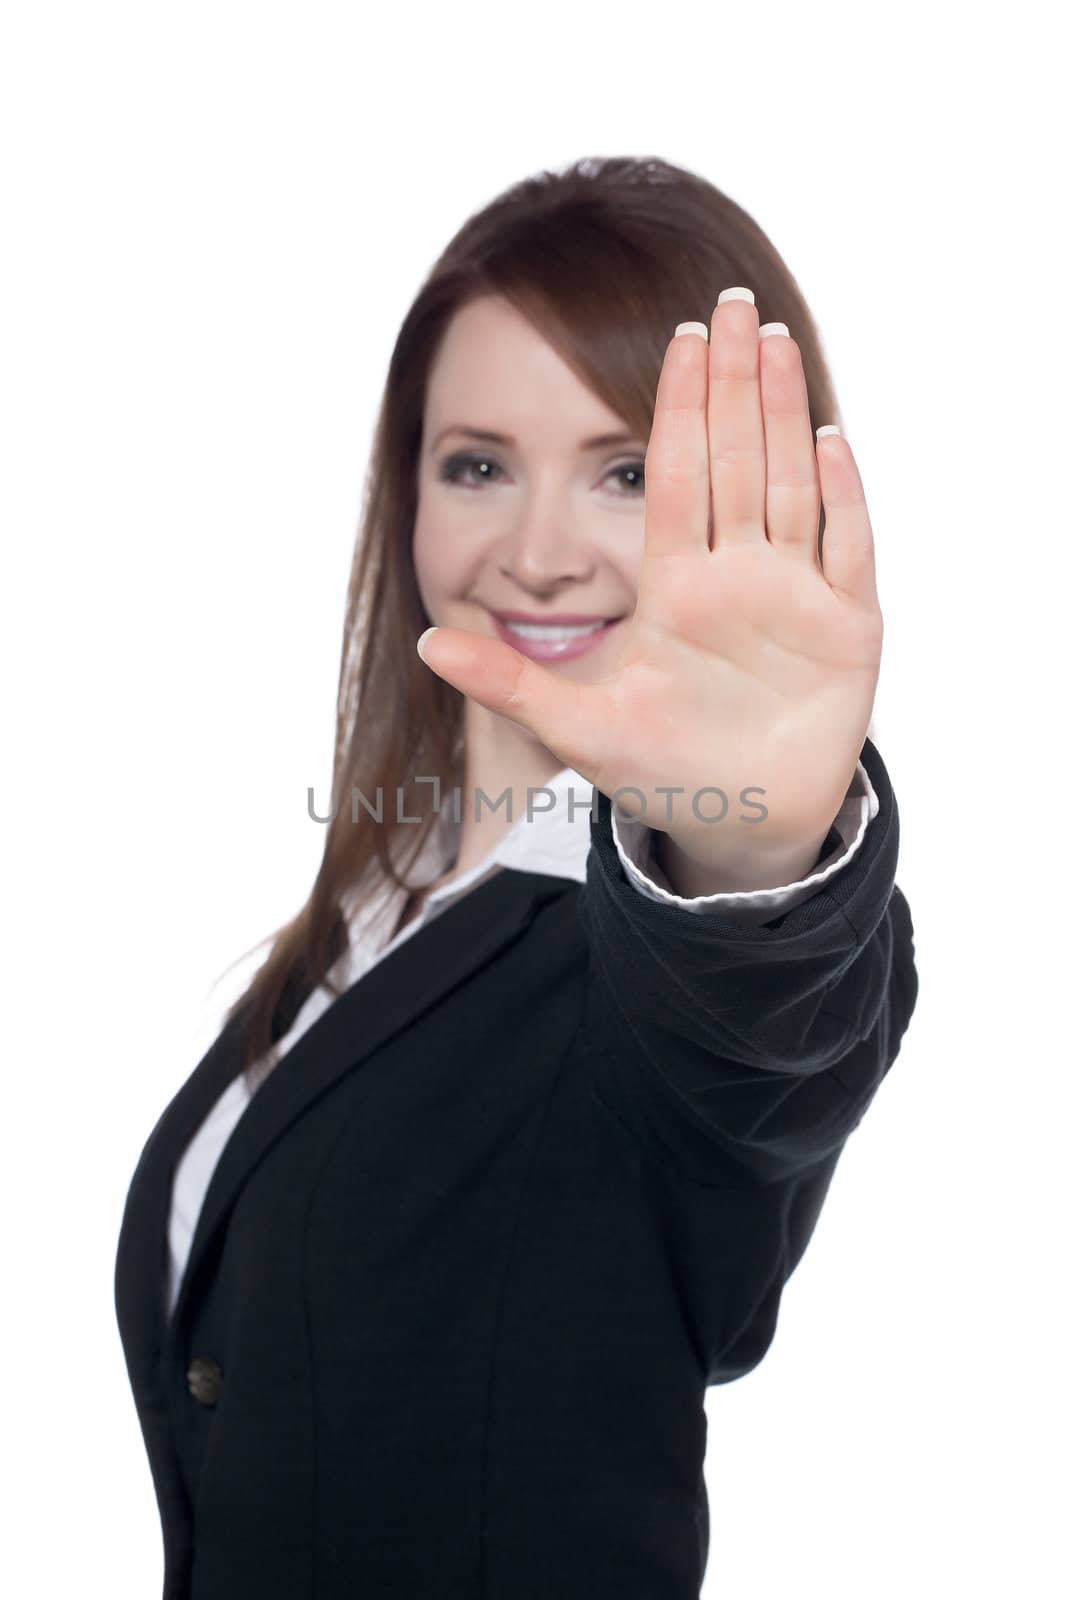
{"left": 502, "top": 619, "right": 616, "bottom": 641}
{"left": 489, "top": 612, "right": 627, "bottom": 661}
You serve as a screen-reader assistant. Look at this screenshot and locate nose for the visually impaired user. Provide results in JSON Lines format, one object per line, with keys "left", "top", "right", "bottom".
{"left": 497, "top": 495, "right": 596, "bottom": 591}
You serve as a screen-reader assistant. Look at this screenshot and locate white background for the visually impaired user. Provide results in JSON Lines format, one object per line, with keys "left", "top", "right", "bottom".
{"left": 2, "top": 2, "right": 1063, "bottom": 1595}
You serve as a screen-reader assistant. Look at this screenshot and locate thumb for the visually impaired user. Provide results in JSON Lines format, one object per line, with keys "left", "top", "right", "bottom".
{"left": 416, "top": 625, "right": 600, "bottom": 776}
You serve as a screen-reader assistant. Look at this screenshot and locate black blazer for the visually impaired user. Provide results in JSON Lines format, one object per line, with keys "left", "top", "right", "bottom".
{"left": 115, "top": 735, "right": 918, "bottom": 1600}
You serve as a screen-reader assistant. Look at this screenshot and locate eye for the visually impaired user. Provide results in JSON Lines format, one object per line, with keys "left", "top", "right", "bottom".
{"left": 438, "top": 451, "right": 502, "bottom": 488}
{"left": 607, "top": 459, "right": 645, "bottom": 496}
{"left": 437, "top": 451, "right": 645, "bottom": 496}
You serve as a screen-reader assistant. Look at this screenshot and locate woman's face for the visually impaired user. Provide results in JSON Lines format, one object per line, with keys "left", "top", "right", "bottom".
{"left": 413, "top": 295, "right": 646, "bottom": 683}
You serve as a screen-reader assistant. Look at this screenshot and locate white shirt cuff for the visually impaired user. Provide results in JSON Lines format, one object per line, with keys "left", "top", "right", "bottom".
{"left": 610, "top": 760, "right": 879, "bottom": 928}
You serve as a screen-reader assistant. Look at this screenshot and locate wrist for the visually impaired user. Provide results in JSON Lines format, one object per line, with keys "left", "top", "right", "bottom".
{"left": 655, "top": 823, "right": 833, "bottom": 898}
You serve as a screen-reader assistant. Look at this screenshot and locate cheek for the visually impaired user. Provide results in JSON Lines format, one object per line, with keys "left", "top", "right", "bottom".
{"left": 412, "top": 513, "right": 489, "bottom": 607}
{"left": 618, "top": 547, "right": 643, "bottom": 599}
{"left": 412, "top": 514, "right": 450, "bottom": 605}
{"left": 598, "top": 529, "right": 643, "bottom": 604}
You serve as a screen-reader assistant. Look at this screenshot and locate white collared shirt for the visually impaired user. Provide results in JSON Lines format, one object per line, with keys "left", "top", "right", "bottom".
{"left": 166, "top": 760, "right": 878, "bottom": 1317}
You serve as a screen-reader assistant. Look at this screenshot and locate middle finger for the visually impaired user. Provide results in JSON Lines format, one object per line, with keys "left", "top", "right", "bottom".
{"left": 707, "top": 287, "right": 766, "bottom": 549}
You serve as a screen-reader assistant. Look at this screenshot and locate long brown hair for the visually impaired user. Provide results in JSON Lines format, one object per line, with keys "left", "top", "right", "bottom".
{"left": 222, "top": 153, "right": 845, "bottom": 1078}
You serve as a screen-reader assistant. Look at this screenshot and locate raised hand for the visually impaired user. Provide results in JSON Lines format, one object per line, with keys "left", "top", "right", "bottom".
{"left": 415, "top": 288, "right": 883, "bottom": 887}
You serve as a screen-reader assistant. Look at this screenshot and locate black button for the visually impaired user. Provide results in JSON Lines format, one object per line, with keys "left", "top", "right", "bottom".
{"left": 186, "top": 1355, "right": 224, "bottom": 1406}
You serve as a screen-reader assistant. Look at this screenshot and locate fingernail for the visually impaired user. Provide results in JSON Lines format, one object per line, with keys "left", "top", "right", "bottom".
{"left": 815, "top": 425, "right": 842, "bottom": 439}
{"left": 717, "top": 287, "right": 755, "bottom": 305}
{"left": 675, "top": 321, "right": 709, "bottom": 340}
{"left": 758, "top": 322, "right": 789, "bottom": 340}
{"left": 416, "top": 626, "right": 438, "bottom": 660}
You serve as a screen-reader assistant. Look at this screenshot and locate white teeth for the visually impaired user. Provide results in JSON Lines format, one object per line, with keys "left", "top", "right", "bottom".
{"left": 504, "top": 620, "right": 607, "bottom": 641}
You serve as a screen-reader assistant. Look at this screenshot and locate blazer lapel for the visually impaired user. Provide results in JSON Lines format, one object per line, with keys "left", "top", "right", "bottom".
{"left": 165, "top": 865, "right": 573, "bottom": 1337}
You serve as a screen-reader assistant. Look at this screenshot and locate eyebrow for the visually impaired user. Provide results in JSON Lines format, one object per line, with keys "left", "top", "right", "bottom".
{"left": 429, "top": 425, "right": 642, "bottom": 453}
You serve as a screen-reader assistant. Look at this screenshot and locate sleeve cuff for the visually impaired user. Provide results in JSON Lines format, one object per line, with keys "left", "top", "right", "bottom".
{"left": 609, "top": 760, "right": 880, "bottom": 929}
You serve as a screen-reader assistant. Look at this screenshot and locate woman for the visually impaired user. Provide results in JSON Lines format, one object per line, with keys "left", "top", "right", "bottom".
{"left": 115, "top": 154, "right": 919, "bottom": 1600}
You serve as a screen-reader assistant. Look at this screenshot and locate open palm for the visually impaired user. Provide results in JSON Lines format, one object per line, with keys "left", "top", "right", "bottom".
{"left": 417, "top": 291, "right": 883, "bottom": 867}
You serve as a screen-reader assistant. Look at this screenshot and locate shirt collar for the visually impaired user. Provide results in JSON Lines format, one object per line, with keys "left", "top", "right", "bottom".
{"left": 339, "top": 766, "right": 594, "bottom": 937}
{"left": 415, "top": 765, "right": 594, "bottom": 897}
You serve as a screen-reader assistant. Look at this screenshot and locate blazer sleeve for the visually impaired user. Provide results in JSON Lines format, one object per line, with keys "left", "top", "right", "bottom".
{"left": 578, "top": 735, "right": 918, "bottom": 1188}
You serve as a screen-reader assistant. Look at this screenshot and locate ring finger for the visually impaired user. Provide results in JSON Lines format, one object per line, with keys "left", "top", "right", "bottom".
{"left": 758, "top": 323, "right": 821, "bottom": 567}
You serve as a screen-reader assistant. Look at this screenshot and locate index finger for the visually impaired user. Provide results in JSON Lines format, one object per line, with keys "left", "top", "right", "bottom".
{"left": 641, "top": 322, "right": 711, "bottom": 563}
